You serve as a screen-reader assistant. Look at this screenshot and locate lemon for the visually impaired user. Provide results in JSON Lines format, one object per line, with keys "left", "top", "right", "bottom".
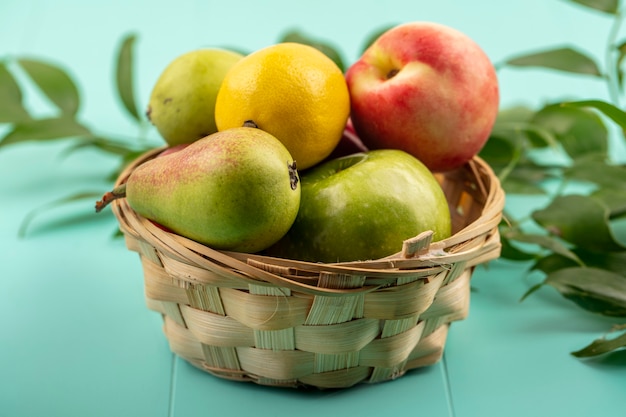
{"left": 215, "top": 42, "right": 350, "bottom": 169}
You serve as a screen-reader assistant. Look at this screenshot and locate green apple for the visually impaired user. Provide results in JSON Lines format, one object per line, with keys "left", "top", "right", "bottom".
{"left": 266, "top": 149, "right": 451, "bottom": 263}
{"left": 146, "top": 48, "right": 244, "bottom": 146}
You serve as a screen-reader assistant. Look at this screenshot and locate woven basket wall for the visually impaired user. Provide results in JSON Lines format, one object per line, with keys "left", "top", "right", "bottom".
{"left": 111, "top": 148, "right": 505, "bottom": 389}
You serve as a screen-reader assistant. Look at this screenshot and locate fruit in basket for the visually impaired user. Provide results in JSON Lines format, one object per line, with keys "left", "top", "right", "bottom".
{"left": 157, "top": 143, "right": 189, "bottom": 157}
{"left": 266, "top": 149, "right": 451, "bottom": 263}
{"left": 345, "top": 21, "right": 499, "bottom": 172}
{"left": 96, "top": 126, "right": 301, "bottom": 253}
{"left": 146, "top": 48, "right": 244, "bottom": 146}
{"left": 214, "top": 42, "right": 350, "bottom": 169}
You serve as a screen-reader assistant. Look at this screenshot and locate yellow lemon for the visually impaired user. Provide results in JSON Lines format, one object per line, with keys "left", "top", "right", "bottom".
{"left": 215, "top": 42, "right": 350, "bottom": 169}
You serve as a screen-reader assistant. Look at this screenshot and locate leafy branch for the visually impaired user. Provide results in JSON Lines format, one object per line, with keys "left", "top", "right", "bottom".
{"left": 1, "top": 0, "right": 625, "bottom": 359}
{"left": 483, "top": 0, "right": 626, "bottom": 358}
{"left": 0, "top": 34, "right": 154, "bottom": 234}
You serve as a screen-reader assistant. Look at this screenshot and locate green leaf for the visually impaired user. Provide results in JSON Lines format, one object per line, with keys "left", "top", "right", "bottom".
{"left": 572, "top": 329, "right": 626, "bottom": 358}
{"left": 501, "top": 177, "right": 548, "bottom": 195}
{"left": 115, "top": 33, "right": 142, "bottom": 122}
{"left": 499, "top": 233, "right": 539, "bottom": 261}
{"left": 17, "top": 58, "right": 80, "bottom": 115}
{"left": 492, "top": 106, "right": 564, "bottom": 150}
{"left": 479, "top": 134, "right": 517, "bottom": 168}
{"left": 576, "top": 249, "right": 626, "bottom": 277}
{"left": 493, "top": 106, "right": 536, "bottom": 126}
{"left": 532, "top": 253, "right": 581, "bottom": 275}
{"left": 533, "top": 249, "right": 626, "bottom": 278}
{"left": 520, "top": 282, "right": 545, "bottom": 302}
{"left": 591, "top": 188, "right": 626, "bottom": 218}
{"left": 531, "top": 103, "right": 608, "bottom": 159}
{"left": 504, "top": 229, "right": 584, "bottom": 264}
{"left": 0, "top": 117, "right": 91, "bottom": 147}
{"left": 18, "top": 191, "right": 105, "bottom": 237}
{"left": 562, "top": 100, "right": 626, "bottom": 131}
{"left": 564, "top": 158, "right": 626, "bottom": 190}
{"left": 0, "top": 62, "right": 31, "bottom": 123}
{"left": 543, "top": 267, "right": 626, "bottom": 317}
{"left": 567, "top": 0, "right": 620, "bottom": 14}
{"left": 279, "top": 29, "right": 345, "bottom": 72}
{"left": 491, "top": 121, "right": 559, "bottom": 150}
{"left": 504, "top": 47, "right": 603, "bottom": 77}
{"left": 59, "top": 136, "right": 152, "bottom": 157}
{"left": 532, "top": 195, "right": 626, "bottom": 252}
{"left": 481, "top": 130, "right": 553, "bottom": 194}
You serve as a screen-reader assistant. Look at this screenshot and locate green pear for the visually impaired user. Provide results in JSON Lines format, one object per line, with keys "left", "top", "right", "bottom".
{"left": 97, "top": 127, "right": 301, "bottom": 253}
{"left": 147, "top": 48, "right": 244, "bottom": 146}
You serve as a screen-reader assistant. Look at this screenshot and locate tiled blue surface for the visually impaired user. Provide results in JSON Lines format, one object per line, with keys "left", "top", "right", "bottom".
{"left": 2, "top": 1, "right": 625, "bottom": 416}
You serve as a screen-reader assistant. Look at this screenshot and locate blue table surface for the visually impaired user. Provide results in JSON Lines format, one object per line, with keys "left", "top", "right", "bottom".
{"left": 2, "top": 1, "right": 625, "bottom": 416}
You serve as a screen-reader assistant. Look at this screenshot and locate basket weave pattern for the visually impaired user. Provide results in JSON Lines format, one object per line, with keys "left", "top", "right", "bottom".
{"left": 112, "top": 149, "right": 505, "bottom": 389}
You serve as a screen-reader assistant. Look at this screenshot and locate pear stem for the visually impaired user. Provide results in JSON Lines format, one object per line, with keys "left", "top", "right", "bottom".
{"left": 95, "top": 183, "right": 127, "bottom": 213}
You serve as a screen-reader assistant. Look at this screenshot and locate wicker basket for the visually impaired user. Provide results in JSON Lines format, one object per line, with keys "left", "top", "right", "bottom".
{"left": 111, "top": 148, "right": 505, "bottom": 389}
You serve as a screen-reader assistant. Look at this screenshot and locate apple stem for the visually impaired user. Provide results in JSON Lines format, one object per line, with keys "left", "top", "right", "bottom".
{"left": 95, "top": 184, "right": 127, "bottom": 213}
{"left": 387, "top": 68, "right": 399, "bottom": 79}
{"left": 243, "top": 120, "right": 259, "bottom": 129}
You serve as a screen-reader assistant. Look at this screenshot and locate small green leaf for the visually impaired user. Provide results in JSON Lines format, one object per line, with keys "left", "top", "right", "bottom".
{"left": 576, "top": 249, "right": 626, "bottom": 277}
{"left": 567, "top": 0, "right": 620, "bottom": 14}
{"left": 279, "top": 29, "right": 345, "bottom": 72}
{"left": 532, "top": 253, "right": 581, "bottom": 275}
{"left": 591, "top": 188, "right": 626, "bottom": 218}
{"left": 562, "top": 100, "right": 626, "bottom": 131}
{"left": 0, "top": 62, "right": 31, "bottom": 123}
{"left": 501, "top": 177, "right": 548, "bottom": 195}
{"left": 115, "top": 33, "right": 142, "bottom": 122}
{"left": 532, "top": 195, "right": 626, "bottom": 252}
{"left": 17, "top": 58, "right": 80, "bottom": 115}
{"left": 493, "top": 105, "right": 536, "bottom": 125}
{"left": 520, "top": 282, "right": 545, "bottom": 302}
{"left": 507, "top": 162, "right": 556, "bottom": 184}
{"left": 499, "top": 234, "right": 539, "bottom": 261}
{"left": 479, "top": 134, "right": 516, "bottom": 168}
{"left": 0, "top": 117, "right": 91, "bottom": 147}
{"left": 572, "top": 329, "right": 626, "bottom": 358}
{"left": 491, "top": 121, "right": 559, "bottom": 150}
{"left": 504, "top": 229, "right": 584, "bottom": 264}
{"left": 60, "top": 136, "right": 153, "bottom": 157}
{"left": 533, "top": 249, "right": 626, "bottom": 278}
{"left": 545, "top": 267, "right": 626, "bottom": 317}
{"left": 481, "top": 130, "right": 552, "bottom": 194}
{"left": 531, "top": 103, "right": 608, "bottom": 159}
{"left": 505, "top": 47, "right": 602, "bottom": 77}
{"left": 565, "top": 158, "right": 626, "bottom": 190}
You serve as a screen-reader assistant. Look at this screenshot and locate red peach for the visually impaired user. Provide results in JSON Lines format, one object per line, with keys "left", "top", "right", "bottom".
{"left": 345, "top": 22, "right": 499, "bottom": 172}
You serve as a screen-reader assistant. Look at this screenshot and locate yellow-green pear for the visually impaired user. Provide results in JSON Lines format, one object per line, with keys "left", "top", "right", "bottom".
{"left": 97, "top": 127, "right": 301, "bottom": 253}
{"left": 146, "top": 48, "right": 244, "bottom": 146}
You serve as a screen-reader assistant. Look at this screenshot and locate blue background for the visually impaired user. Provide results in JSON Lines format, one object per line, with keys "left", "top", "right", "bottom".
{"left": 1, "top": 1, "right": 625, "bottom": 416}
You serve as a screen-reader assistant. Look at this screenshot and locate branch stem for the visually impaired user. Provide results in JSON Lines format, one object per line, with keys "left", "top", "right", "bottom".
{"left": 95, "top": 183, "right": 127, "bottom": 212}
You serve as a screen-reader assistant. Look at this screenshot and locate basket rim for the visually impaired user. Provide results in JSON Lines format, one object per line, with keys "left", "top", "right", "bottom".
{"left": 111, "top": 148, "right": 505, "bottom": 296}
